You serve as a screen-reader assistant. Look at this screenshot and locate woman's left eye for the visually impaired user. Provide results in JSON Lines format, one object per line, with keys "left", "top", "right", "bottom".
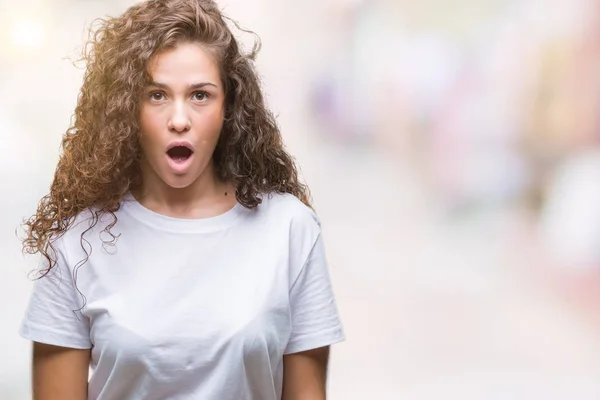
{"left": 193, "top": 91, "right": 209, "bottom": 102}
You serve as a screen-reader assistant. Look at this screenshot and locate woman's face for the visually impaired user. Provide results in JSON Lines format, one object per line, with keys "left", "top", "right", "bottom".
{"left": 138, "top": 42, "right": 225, "bottom": 190}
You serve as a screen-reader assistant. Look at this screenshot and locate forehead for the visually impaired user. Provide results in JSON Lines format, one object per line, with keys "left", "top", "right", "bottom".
{"left": 146, "top": 42, "right": 221, "bottom": 84}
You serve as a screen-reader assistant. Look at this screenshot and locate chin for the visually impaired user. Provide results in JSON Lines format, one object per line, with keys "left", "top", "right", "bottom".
{"left": 144, "top": 160, "right": 207, "bottom": 191}
{"left": 163, "top": 176, "right": 197, "bottom": 190}
{"left": 155, "top": 169, "right": 198, "bottom": 189}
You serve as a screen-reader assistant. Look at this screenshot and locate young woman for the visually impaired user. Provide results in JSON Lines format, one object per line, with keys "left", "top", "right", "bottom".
{"left": 18, "top": 1, "right": 344, "bottom": 399}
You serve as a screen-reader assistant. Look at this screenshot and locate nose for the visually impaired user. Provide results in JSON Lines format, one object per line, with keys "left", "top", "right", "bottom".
{"left": 167, "top": 101, "right": 191, "bottom": 133}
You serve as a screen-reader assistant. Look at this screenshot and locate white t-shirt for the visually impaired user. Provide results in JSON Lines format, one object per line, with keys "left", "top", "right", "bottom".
{"left": 20, "top": 192, "right": 344, "bottom": 400}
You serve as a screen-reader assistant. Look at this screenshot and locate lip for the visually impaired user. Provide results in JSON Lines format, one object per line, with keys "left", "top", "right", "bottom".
{"left": 166, "top": 140, "right": 194, "bottom": 153}
{"left": 165, "top": 152, "right": 194, "bottom": 175}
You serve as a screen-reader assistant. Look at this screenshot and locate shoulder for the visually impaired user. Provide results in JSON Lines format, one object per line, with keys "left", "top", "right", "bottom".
{"left": 249, "top": 192, "right": 323, "bottom": 257}
{"left": 256, "top": 192, "right": 321, "bottom": 230}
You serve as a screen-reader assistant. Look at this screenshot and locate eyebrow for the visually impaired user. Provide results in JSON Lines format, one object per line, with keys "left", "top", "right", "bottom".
{"left": 148, "top": 81, "right": 218, "bottom": 90}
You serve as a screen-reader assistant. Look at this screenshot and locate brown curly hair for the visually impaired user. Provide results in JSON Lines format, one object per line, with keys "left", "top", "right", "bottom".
{"left": 21, "top": 0, "right": 311, "bottom": 276}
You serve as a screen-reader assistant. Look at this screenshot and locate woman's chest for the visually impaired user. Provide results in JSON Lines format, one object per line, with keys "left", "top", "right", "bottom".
{"left": 78, "top": 234, "right": 292, "bottom": 370}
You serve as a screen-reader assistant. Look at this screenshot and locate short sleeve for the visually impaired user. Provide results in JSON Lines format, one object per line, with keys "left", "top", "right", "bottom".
{"left": 284, "top": 232, "right": 345, "bottom": 354}
{"left": 19, "top": 239, "right": 92, "bottom": 349}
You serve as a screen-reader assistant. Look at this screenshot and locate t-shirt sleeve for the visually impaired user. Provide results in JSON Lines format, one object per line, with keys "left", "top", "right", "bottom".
{"left": 284, "top": 232, "right": 345, "bottom": 354}
{"left": 19, "top": 239, "right": 92, "bottom": 349}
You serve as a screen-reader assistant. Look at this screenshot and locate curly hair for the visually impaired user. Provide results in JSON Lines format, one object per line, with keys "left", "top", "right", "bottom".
{"left": 21, "top": 0, "right": 311, "bottom": 276}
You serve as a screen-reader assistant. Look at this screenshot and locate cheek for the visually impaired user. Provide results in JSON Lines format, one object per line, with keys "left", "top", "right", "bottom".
{"left": 196, "top": 107, "right": 225, "bottom": 141}
{"left": 138, "top": 110, "right": 163, "bottom": 150}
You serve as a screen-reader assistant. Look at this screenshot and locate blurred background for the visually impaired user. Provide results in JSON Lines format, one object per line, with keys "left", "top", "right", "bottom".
{"left": 2, "top": 0, "right": 600, "bottom": 398}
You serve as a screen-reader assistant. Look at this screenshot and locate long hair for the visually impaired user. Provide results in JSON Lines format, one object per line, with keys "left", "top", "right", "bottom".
{"left": 21, "top": 0, "right": 311, "bottom": 276}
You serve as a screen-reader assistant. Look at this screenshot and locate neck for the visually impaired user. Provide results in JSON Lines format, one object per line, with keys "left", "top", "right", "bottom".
{"left": 133, "top": 160, "right": 236, "bottom": 219}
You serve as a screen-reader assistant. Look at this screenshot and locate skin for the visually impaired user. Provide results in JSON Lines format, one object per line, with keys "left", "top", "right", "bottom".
{"left": 134, "top": 42, "right": 236, "bottom": 219}
{"left": 283, "top": 346, "right": 331, "bottom": 400}
{"left": 32, "top": 343, "right": 90, "bottom": 399}
{"left": 32, "top": 42, "right": 329, "bottom": 399}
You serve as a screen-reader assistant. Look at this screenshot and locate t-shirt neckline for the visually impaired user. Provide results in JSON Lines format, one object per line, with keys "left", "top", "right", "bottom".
{"left": 121, "top": 192, "right": 245, "bottom": 233}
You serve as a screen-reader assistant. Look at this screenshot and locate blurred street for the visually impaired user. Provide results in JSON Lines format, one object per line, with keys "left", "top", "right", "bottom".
{"left": 306, "top": 139, "right": 600, "bottom": 399}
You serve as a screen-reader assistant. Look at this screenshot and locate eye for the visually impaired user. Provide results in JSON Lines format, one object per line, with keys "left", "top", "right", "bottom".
{"left": 192, "top": 91, "right": 210, "bottom": 102}
{"left": 149, "top": 91, "right": 165, "bottom": 101}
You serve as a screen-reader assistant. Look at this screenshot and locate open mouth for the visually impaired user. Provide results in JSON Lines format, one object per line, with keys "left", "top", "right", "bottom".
{"left": 167, "top": 145, "right": 193, "bottom": 163}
